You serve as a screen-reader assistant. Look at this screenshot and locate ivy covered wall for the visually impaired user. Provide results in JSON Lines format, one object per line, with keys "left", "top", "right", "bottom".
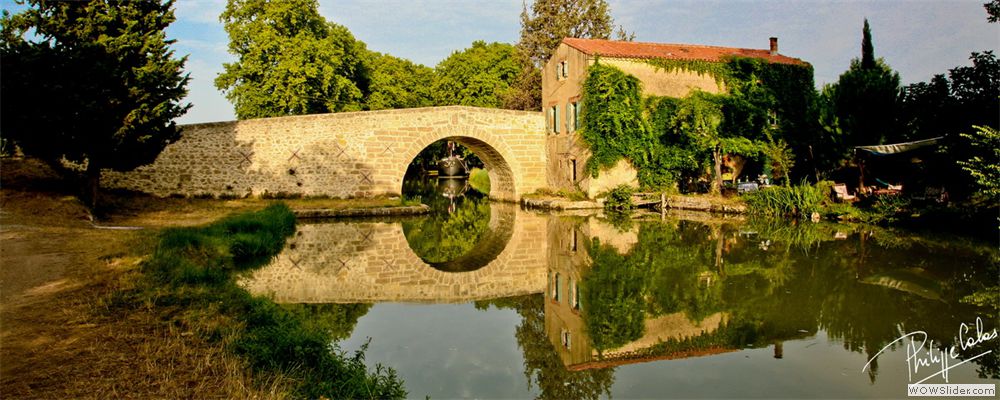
{"left": 579, "top": 57, "right": 818, "bottom": 192}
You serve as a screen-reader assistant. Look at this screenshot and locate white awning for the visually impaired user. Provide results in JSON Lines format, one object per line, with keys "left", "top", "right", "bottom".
{"left": 855, "top": 137, "right": 943, "bottom": 155}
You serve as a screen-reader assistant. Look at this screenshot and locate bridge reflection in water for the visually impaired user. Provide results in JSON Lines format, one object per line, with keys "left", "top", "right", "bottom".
{"left": 240, "top": 203, "right": 547, "bottom": 304}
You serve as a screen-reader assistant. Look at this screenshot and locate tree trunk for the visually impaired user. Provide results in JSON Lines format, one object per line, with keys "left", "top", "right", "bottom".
{"left": 711, "top": 147, "right": 723, "bottom": 194}
{"left": 85, "top": 160, "right": 100, "bottom": 211}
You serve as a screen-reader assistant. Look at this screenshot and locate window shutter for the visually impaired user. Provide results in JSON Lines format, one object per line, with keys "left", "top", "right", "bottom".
{"left": 566, "top": 103, "right": 573, "bottom": 132}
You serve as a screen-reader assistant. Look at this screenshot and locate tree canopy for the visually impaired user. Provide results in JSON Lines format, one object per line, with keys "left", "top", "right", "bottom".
{"left": 1, "top": 0, "right": 190, "bottom": 207}
{"left": 215, "top": 0, "right": 366, "bottom": 119}
{"left": 363, "top": 51, "right": 435, "bottom": 110}
{"left": 432, "top": 41, "right": 522, "bottom": 108}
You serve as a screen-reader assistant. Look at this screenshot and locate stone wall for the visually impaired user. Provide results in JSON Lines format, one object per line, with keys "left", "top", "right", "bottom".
{"left": 102, "top": 106, "right": 546, "bottom": 201}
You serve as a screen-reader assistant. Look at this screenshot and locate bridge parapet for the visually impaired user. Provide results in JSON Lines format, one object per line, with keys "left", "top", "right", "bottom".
{"left": 102, "top": 106, "right": 546, "bottom": 201}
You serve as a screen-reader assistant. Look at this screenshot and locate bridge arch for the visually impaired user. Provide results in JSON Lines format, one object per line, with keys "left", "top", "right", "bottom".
{"left": 399, "top": 135, "right": 517, "bottom": 201}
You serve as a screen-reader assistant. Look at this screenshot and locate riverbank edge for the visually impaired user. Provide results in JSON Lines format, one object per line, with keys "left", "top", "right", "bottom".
{"left": 661, "top": 195, "right": 747, "bottom": 214}
{"left": 521, "top": 197, "right": 604, "bottom": 210}
{"left": 522, "top": 194, "right": 747, "bottom": 214}
{"left": 292, "top": 204, "right": 430, "bottom": 218}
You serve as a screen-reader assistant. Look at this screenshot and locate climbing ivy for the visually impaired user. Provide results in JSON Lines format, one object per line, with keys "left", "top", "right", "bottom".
{"left": 579, "top": 56, "right": 817, "bottom": 191}
{"left": 579, "top": 62, "right": 651, "bottom": 177}
{"left": 644, "top": 58, "right": 731, "bottom": 88}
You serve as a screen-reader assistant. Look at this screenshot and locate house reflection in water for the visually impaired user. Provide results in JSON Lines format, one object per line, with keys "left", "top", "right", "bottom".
{"left": 543, "top": 217, "right": 742, "bottom": 370}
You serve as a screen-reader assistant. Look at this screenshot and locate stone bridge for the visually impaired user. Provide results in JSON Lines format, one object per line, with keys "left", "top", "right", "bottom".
{"left": 103, "top": 106, "right": 546, "bottom": 201}
{"left": 239, "top": 204, "right": 549, "bottom": 303}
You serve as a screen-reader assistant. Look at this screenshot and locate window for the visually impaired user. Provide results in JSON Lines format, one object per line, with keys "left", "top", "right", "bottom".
{"left": 552, "top": 273, "right": 561, "bottom": 302}
{"left": 574, "top": 283, "right": 581, "bottom": 311}
{"left": 571, "top": 229, "right": 578, "bottom": 252}
{"left": 572, "top": 102, "right": 580, "bottom": 131}
{"left": 557, "top": 60, "right": 568, "bottom": 80}
{"left": 561, "top": 329, "right": 572, "bottom": 349}
{"left": 551, "top": 105, "right": 560, "bottom": 133}
{"left": 569, "top": 279, "right": 579, "bottom": 310}
{"left": 570, "top": 159, "right": 577, "bottom": 182}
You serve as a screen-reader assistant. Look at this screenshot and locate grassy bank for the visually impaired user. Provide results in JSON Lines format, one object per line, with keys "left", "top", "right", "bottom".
{"left": 115, "top": 204, "right": 405, "bottom": 399}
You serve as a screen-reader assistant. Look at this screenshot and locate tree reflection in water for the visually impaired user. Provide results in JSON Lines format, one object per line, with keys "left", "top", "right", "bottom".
{"left": 402, "top": 175, "right": 491, "bottom": 264}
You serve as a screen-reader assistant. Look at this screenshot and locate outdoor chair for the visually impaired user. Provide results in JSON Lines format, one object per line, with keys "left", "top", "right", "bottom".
{"left": 832, "top": 183, "right": 857, "bottom": 202}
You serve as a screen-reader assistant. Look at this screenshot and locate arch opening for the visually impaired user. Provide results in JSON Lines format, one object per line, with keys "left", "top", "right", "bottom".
{"left": 400, "top": 136, "right": 517, "bottom": 202}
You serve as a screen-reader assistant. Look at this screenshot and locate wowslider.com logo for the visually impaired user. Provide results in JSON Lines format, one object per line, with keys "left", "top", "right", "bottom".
{"left": 907, "top": 384, "right": 996, "bottom": 397}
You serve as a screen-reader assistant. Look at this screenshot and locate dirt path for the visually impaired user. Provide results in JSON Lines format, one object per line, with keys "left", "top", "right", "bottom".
{"left": 0, "top": 160, "right": 282, "bottom": 399}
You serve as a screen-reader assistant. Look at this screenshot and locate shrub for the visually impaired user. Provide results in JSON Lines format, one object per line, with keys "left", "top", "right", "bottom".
{"left": 742, "top": 182, "right": 826, "bottom": 218}
{"left": 603, "top": 184, "right": 635, "bottom": 212}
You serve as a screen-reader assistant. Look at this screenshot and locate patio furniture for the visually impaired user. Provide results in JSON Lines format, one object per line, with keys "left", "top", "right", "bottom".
{"left": 832, "top": 183, "right": 857, "bottom": 202}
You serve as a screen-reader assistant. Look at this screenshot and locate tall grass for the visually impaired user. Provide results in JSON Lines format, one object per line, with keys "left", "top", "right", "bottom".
{"left": 742, "top": 183, "right": 826, "bottom": 218}
{"left": 141, "top": 203, "right": 405, "bottom": 399}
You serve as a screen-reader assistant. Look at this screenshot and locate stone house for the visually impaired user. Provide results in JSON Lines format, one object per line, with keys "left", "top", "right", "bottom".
{"left": 541, "top": 37, "right": 808, "bottom": 197}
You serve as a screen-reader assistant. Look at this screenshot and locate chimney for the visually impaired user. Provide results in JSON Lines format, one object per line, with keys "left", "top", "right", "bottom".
{"left": 769, "top": 37, "right": 778, "bottom": 56}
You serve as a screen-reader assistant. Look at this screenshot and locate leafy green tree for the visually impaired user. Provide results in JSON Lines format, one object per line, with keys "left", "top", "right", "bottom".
{"left": 215, "top": 0, "right": 365, "bottom": 119}
{"left": 1, "top": 0, "right": 190, "bottom": 209}
{"left": 826, "top": 19, "right": 901, "bottom": 148}
{"left": 432, "top": 41, "right": 522, "bottom": 108}
{"left": 363, "top": 51, "right": 434, "bottom": 110}
{"left": 898, "top": 74, "right": 956, "bottom": 142}
{"left": 948, "top": 51, "right": 1000, "bottom": 129}
{"left": 506, "top": 0, "right": 628, "bottom": 110}
{"left": 957, "top": 125, "right": 1000, "bottom": 202}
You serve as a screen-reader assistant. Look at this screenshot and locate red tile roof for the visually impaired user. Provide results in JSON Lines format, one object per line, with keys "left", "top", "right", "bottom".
{"left": 562, "top": 38, "right": 808, "bottom": 66}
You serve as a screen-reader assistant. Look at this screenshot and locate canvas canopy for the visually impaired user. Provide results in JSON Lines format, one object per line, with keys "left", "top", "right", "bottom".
{"left": 854, "top": 137, "right": 943, "bottom": 156}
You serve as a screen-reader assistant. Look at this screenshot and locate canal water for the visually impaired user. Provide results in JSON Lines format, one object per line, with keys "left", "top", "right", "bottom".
{"left": 240, "top": 177, "right": 999, "bottom": 399}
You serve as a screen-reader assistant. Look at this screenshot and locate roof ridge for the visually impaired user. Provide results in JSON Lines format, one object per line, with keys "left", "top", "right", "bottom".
{"left": 560, "top": 37, "right": 809, "bottom": 66}
{"left": 564, "top": 37, "right": 769, "bottom": 52}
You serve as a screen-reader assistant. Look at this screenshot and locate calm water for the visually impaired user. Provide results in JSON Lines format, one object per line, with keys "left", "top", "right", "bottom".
{"left": 241, "top": 178, "right": 999, "bottom": 399}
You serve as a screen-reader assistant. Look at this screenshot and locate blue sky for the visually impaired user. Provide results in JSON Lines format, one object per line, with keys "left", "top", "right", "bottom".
{"left": 3, "top": 0, "right": 998, "bottom": 124}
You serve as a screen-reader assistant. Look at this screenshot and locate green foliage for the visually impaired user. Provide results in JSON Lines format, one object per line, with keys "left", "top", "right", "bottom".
{"left": 603, "top": 184, "right": 635, "bottom": 212}
{"left": 862, "top": 19, "right": 876, "bottom": 69}
{"left": 581, "top": 238, "right": 647, "bottom": 351}
{"left": 898, "top": 52, "right": 998, "bottom": 143}
{"left": 402, "top": 196, "right": 491, "bottom": 263}
{"left": 957, "top": 125, "right": 1000, "bottom": 202}
{"left": 363, "top": 52, "right": 434, "bottom": 110}
{"left": 742, "top": 183, "right": 827, "bottom": 218}
{"left": 143, "top": 204, "right": 406, "bottom": 399}
{"left": 215, "top": 0, "right": 366, "bottom": 119}
{"left": 579, "top": 62, "right": 651, "bottom": 178}
{"left": 468, "top": 168, "right": 491, "bottom": 194}
{"left": 643, "top": 58, "right": 729, "bottom": 87}
{"left": 432, "top": 41, "right": 522, "bottom": 108}
{"left": 580, "top": 57, "right": 815, "bottom": 191}
{"left": 0, "top": 0, "right": 190, "bottom": 207}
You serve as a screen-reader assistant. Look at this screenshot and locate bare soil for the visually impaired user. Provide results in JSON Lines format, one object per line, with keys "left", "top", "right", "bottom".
{"left": 0, "top": 158, "right": 288, "bottom": 399}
